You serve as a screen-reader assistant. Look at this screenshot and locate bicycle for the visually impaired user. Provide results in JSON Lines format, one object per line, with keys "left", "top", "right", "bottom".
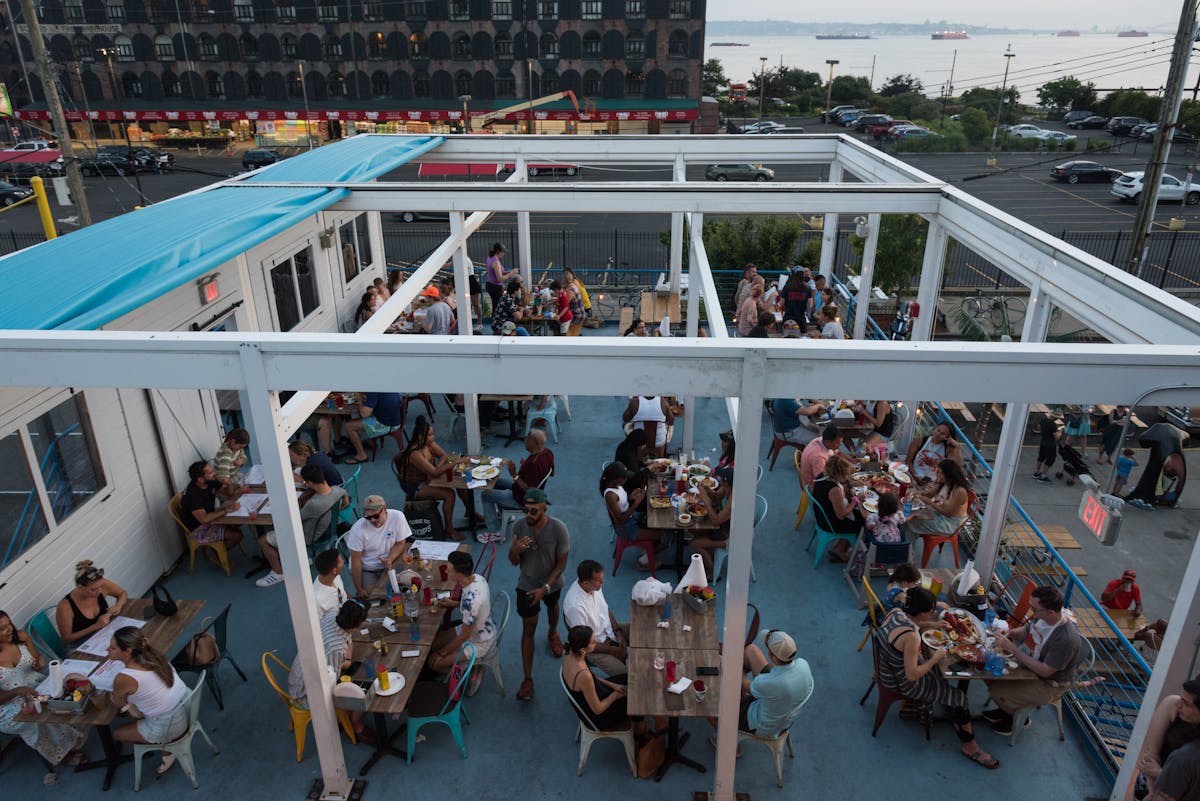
{"left": 960, "top": 291, "right": 1027, "bottom": 336}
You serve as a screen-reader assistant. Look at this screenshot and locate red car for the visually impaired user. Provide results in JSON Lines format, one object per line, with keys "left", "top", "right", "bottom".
{"left": 876, "top": 120, "right": 915, "bottom": 140}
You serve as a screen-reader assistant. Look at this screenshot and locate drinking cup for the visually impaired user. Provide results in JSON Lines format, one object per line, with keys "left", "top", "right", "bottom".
{"left": 665, "top": 661, "right": 677, "bottom": 684}
{"left": 439, "top": 564, "right": 449, "bottom": 581}
{"left": 653, "top": 652, "right": 665, "bottom": 671}
{"left": 693, "top": 680, "right": 707, "bottom": 702}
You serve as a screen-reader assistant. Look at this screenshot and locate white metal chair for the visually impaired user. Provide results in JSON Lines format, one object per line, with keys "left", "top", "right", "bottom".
{"left": 1008, "top": 636, "right": 1095, "bottom": 746}
{"left": 736, "top": 678, "right": 814, "bottom": 787}
{"left": 558, "top": 395, "right": 572, "bottom": 421}
{"left": 559, "top": 669, "right": 636, "bottom": 776}
{"left": 133, "top": 671, "right": 220, "bottom": 791}
{"left": 475, "top": 591, "right": 511, "bottom": 695}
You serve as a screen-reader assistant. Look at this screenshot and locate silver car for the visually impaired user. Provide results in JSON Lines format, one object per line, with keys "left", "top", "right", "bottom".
{"left": 704, "top": 163, "right": 775, "bottom": 182}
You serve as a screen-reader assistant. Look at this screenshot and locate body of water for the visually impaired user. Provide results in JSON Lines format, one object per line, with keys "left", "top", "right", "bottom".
{"left": 705, "top": 33, "right": 1189, "bottom": 100}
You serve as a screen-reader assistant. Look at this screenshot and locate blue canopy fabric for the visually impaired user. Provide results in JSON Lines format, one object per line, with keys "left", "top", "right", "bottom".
{"left": 0, "top": 134, "right": 441, "bottom": 331}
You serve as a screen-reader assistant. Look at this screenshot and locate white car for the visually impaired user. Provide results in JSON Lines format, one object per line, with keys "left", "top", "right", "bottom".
{"left": 1007, "top": 125, "right": 1046, "bottom": 139}
{"left": 3, "top": 140, "right": 55, "bottom": 152}
{"left": 740, "top": 121, "right": 785, "bottom": 134}
{"left": 1038, "top": 130, "right": 1078, "bottom": 145}
{"left": 1111, "top": 171, "right": 1200, "bottom": 205}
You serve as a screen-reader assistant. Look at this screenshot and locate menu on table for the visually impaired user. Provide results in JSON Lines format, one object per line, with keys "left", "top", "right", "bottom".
{"left": 75, "top": 616, "right": 147, "bottom": 657}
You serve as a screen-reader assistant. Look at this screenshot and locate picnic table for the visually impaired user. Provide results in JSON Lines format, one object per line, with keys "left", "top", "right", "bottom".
{"left": 1003, "top": 522, "right": 1081, "bottom": 551}
{"left": 640, "top": 291, "right": 681, "bottom": 325}
{"left": 646, "top": 499, "right": 720, "bottom": 581}
{"left": 1071, "top": 606, "right": 1147, "bottom": 641}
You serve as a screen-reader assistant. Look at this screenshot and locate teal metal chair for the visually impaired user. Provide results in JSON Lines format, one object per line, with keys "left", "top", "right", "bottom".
{"left": 405, "top": 642, "right": 476, "bottom": 762}
{"left": 171, "top": 604, "right": 247, "bottom": 711}
{"left": 339, "top": 465, "right": 361, "bottom": 524}
{"left": 712, "top": 494, "right": 765, "bottom": 583}
{"left": 27, "top": 607, "right": 65, "bottom": 661}
{"left": 804, "top": 488, "right": 859, "bottom": 569}
{"left": 132, "top": 671, "right": 220, "bottom": 790}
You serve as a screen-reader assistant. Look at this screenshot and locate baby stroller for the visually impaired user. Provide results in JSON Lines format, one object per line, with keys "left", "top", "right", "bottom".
{"left": 1055, "top": 442, "right": 1091, "bottom": 485}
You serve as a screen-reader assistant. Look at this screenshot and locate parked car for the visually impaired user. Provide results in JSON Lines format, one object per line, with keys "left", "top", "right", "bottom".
{"left": 831, "top": 108, "right": 862, "bottom": 124}
{"left": 1007, "top": 124, "right": 1046, "bottom": 139}
{"left": 1130, "top": 123, "right": 1152, "bottom": 140}
{"left": 1049, "top": 160, "right": 1121, "bottom": 184}
{"left": 875, "top": 119, "right": 916, "bottom": 139}
{"left": 3, "top": 140, "right": 55, "bottom": 152}
{"left": 0, "top": 160, "right": 62, "bottom": 184}
{"left": 1037, "top": 130, "right": 1078, "bottom": 146}
{"left": 1139, "top": 126, "right": 1196, "bottom": 145}
{"left": 853, "top": 114, "right": 891, "bottom": 132}
{"left": 820, "top": 105, "right": 856, "bottom": 123}
{"left": 394, "top": 210, "right": 451, "bottom": 223}
{"left": 761, "top": 126, "right": 806, "bottom": 134}
{"left": 1111, "top": 171, "right": 1200, "bottom": 205}
{"left": 739, "top": 121, "right": 784, "bottom": 134}
{"left": 96, "top": 145, "right": 174, "bottom": 172}
{"left": 1063, "top": 110, "right": 1097, "bottom": 124}
{"left": 704, "top": 163, "right": 775, "bottom": 182}
{"left": 78, "top": 152, "right": 138, "bottom": 176}
{"left": 892, "top": 127, "right": 939, "bottom": 140}
{"left": 1107, "top": 116, "right": 1149, "bottom": 137}
{"left": 1066, "top": 115, "right": 1107, "bottom": 129}
{"left": 837, "top": 110, "right": 865, "bottom": 126}
{"left": 0, "top": 180, "right": 33, "bottom": 205}
{"left": 242, "top": 149, "right": 281, "bottom": 170}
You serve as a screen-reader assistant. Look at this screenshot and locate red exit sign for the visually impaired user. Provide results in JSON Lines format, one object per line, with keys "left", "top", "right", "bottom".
{"left": 1077, "top": 489, "right": 1121, "bottom": 545}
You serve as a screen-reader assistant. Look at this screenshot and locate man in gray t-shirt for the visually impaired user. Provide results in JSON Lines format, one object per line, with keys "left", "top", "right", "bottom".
{"left": 1157, "top": 740, "right": 1200, "bottom": 801}
{"left": 256, "top": 464, "right": 349, "bottom": 588}
{"left": 422, "top": 298, "right": 454, "bottom": 335}
{"left": 507, "top": 488, "right": 569, "bottom": 701}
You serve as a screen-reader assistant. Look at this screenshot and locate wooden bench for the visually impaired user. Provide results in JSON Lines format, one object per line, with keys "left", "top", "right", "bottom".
{"left": 1013, "top": 560, "right": 1088, "bottom": 589}
{"left": 940, "top": 401, "right": 976, "bottom": 423}
{"left": 1003, "top": 522, "right": 1081, "bottom": 551}
{"left": 618, "top": 306, "right": 634, "bottom": 334}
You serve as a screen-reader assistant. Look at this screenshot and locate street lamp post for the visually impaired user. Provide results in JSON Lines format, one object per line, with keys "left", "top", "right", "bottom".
{"left": 459, "top": 93, "right": 471, "bottom": 133}
{"left": 989, "top": 44, "right": 1016, "bottom": 158}
{"left": 758, "top": 56, "right": 767, "bottom": 121}
{"left": 298, "top": 61, "right": 314, "bottom": 150}
{"left": 98, "top": 47, "right": 146, "bottom": 206}
{"left": 824, "top": 59, "right": 839, "bottom": 117}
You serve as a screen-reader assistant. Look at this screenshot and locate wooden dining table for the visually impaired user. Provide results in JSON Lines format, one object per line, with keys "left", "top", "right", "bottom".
{"left": 16, "top": 597, "right": 204, "bottom": 791}
{"left": 646, "top": 498, "right": 720, "bottom": 581}
{"left": 428, "top": 457, "right": 501, "bottom": 533}
{"left": 343, "top": 639, "right": 432, "bottom": 775}
{"left": 626, "top": 595, "right": 718, "bottom": 781}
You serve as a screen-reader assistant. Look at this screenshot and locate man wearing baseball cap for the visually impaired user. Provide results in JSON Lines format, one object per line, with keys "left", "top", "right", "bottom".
{"left": 507, "top": 487, "right": 570, "bottom": 701}
{"left": 1100, "top": 569, "right": 1143, "bottom": 616}
{"left": 346, "top": 495, "right": 413, "bottom": 595}
{"left": 712, "top": 629, "right": 813, "bottom": 746}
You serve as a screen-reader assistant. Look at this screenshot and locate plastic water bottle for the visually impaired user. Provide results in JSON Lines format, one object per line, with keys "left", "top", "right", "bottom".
{"left": 988, "top": 653, "right": 1005, "bottom": 677}
{"left": 662, "top": 597, "right": 673, "bottom": 621}
{"left": 984, "top": 609, "right": 997, "bottom": 630}
{"left": 903, "top": 499, "right": 913, "bottom": 517}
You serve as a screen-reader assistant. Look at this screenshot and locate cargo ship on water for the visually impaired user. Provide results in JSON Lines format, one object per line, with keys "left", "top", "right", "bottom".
{"left": 1117, "top": 30, "right": 1148, "bottom": 37}
{"left": 815, "top": 33, "right": 874, "bottom": 40}
{"left": 932, "top": 31, "right": 969, "bottom": 40}
{"left": 1057, "top": 30, "right": 1080, "bottom": 37}
{"left": 710, "top": 42, "right": 749, "bottom": 46}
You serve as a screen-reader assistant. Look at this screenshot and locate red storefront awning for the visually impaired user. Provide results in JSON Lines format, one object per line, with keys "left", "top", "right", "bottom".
{"left": 15, "top": 107, "right": 698, "bottom": 123}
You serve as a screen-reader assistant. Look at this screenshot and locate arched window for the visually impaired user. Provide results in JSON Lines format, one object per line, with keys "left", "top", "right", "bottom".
{"left": 73, "top": 35, "right": 91, "bottom": 61}
{"left": 206, "top": 70, "right": 225, "bottom": 99}
{"left": 668, "top": 30, "right": 688, "bottom": 58}
{"left": 540, "top": 32, "right": 557, "bottom": 59}
{"left": 582, "top": 31, "right": 600, "bottom": 58}
{"left": 323, "top": 34, "right": 341, "bottom": 60}
{"left": 281, "top": 34, "right": 297, "bottom": 59}
{"left": 154, "top": 34, "right": 173, "bottom": 60}
{"left": 199, "top": 34, "right": 217, "bottom": 60}
{"left": 328, "top": 71, "right": 345, "bottom": 97}
{"left": 625, "top": 31, "right": 643, "bottom": 58}
{"left": 413, "top": 70, "right": 430, "bottom": 96}
{"left": 246, "top": 71, "right": 264, "bottom": 98}
{"left": 114, "top": 34, "right": 134, "bottom": 61}
{"left": 496, "top": 70, "right": 514, "bottom": 97}
{"left": 286, "top": 71, "right": 303, "bottom": 98}
{"left": 368, "top": 31, "right": 386, "bottom": 58}
{"left": 371, "top": 70, "right": 389, "bottom": 97}
{"left": 409, "top": 32, "right": 428, "bottom": 59}
{"left": 162, "top": 72, "right": 180, "bottom": 96}
{"left": 495, "top": 31, "right": 511, "bottom": 57}
{"left": 452, "top": 32, "right": 470, "bottom": 59}
{"left": 454, "top": 70, "right": 471, "bottom": 96}
{"left": 582, "top": 69, "right": 600, "bottom": 96}
{"left": 625, "top": 70, "right": 643, "bottom": 96}
{"left": 240, "top": 33, "right": 258, "bottom": 60}
{"left": 541, "top": 69, "right": 558, "bottom": 94}
{"left": 121, "top": 71, "right": 141, "bottom": 97}
{"left": 667, "top": 68, "right": 686, "bottom": 96}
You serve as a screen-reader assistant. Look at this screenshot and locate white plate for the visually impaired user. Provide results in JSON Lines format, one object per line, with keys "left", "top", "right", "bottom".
{"left": 890, "top": 468, "right": 912, "bottom": 484}
{"left": 862, "top": 498, "right": 878, "bottom": 514}
{"left": 686, "top": 464, "right": 711, "bottom": 478}
{"left": 372, "top": 673, "right": 407, "bottom": 697}
{"left": 471, "top": 465, "right": 500, "bottom": 480}
{"left": 689, "top": 475, "right": 719, "bottom": 490}
{"left": 921, "top": 630, "right": 950, "bottom": 649}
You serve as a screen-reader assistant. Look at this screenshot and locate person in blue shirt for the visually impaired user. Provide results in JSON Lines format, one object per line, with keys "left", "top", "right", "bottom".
{"left": 1115, "top": 448, "right": 1138, "bottom": 496}
{"left": 772, "top": 398, "right": 827, "bottom": 446}
{"left": 710, "top": 630, "right": 814, "bottom": 748}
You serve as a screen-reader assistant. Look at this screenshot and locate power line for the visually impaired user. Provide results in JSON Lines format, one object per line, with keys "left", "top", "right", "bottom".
{"left": 949, "top": 37, "right": 1176, "bottom": 85}
{"left": 952, "top": 48, "right": 1175, "bottom": 94}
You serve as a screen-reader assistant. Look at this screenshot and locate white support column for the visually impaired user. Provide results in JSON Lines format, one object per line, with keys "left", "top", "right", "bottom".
{"left": 818, "top": 162, "right": 843, "bottom": 279}
{"left": 853, "top": 212, "right": 881, "bottom": 340}
{"left": 681, "top": 212, "right": 703, "bottom": 452}
{"left": 451, "top": 212, "right": 482, "bottom": 454}
{"left": 972, "top": 281, "right": 1053, "bottom": 584}
{"left": 237, "top": 343, "right": 352, "bottom": 801}
{"left": 712, "top": 350, "right": 766, "bottom": 801}
{"left": 515, "top": 156, "right": 532, "bottom": 285}
{"left": 669, "top": 155, "right": 686, "bottom": 294}
{"left": 1111, "top": 523, "right": 1200, "bottom": 801}
{"left": 909, "top": 219, "right": 947, "bottom": 343}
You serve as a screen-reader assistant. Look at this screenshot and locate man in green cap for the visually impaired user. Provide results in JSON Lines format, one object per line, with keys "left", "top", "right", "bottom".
{"left": 507, "top": 488, "right": 569, "bottom": 701}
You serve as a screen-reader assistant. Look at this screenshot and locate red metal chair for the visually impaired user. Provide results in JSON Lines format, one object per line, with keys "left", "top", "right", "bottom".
{"left": 400, "top": 393, "right": 436, "bottom": 430}
{"left": 862, "top": 630, "right": 932, "bottom": 741}
{"left": 919, "top": 489, "right": 980, "bottom": 569}
{"left": 608, "top": 510, "right": 657, "bottom": 577}
{"left": 992, "top": 573, "right": 1038, "bottom": 627}
{"left": 767, "top": 435, "right": 802, "bottom": 471}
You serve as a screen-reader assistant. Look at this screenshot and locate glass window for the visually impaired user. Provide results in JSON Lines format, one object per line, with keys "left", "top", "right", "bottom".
{"left": 668, "top": 30, "right": 687, "bottom": 58}
{"left": 107, "top": 2, "right": 126, "bottom": 21}
{"left": 287, "top": 71, "right": 303, "bottom": 98}
{"left": 538, "top": 0, "right": 557, "bottom": 17}
{"left": 368, "top": 31, "right": 386, "bottom": 58}
{"left": 668, "top": 0, "right": 688, "bottom": 18}
{"left": 207, "top": 72, "right": 225, "bottom": 98}
{"left": 582, "top": 69, "right": 599, "bottom": 96}
{"left": 409, "top": 33, "right": 428, "bottom": 58}
{"left": 324, "top": 34, "right": 342, "bottom": 60}
{"left": 405, "top": 0, "right": 425, "bottom": 17}
{"left": 328, "top": 71, "right": 345, "bottom": 96}
{"left": 65, "top": 3, "right": 84, "bottom": 21}
{"left": 74, "top": 35, "right": 93, "bottom": 60}
{"left": 453, "top": 33, "right": 470, "bottom": 59}
{"left": 450, "top": 0, "right": 468, "bottom": 19}
{"left": 541, "top": 70, "right": 558, "bottom": 94}
{"left": 581, "top": 0, "right": 600, "bottom": 18}
{"left": 163, "top": 72, "right": 180, "bottom": 96}
{"left": 247, "top": 71, "right": 264, "bottom": 98}
{"left": 495, "top": 32, "right": 512, "bottom": 57}
{"left": 413, "top": 70, "right": 430, "bottom": 96}
{"left": 241, "top": 33, "right": 259, "bottom": 60}
{"left": 540, "top": 32, "right": 557, "bottom": 58}
{"left": 582, "top": 31, "right": 599, "bottom": 57}
{"left": 625, "top": 69, "right": 643, "bottom": 96}
{"left": 155, "top": 34, "right": 174, "bottom": 60}
{"left": 200, "top": 34, "right": 217, "bottom": 60}
{"left": 270, "top": 246, "right": 319, "bottom": 331}
{"left": 115, "top": 35, "right": 134, "bottom": 61}
{"left": 276, "top": 2, "right": 296, "bottom": 21}
{"left": 234, "top": 0, "right": 254, "bottom": 21}
{"left": 492, "top": 0, "right": 511, "bottom": 19}
{"left": 0, "top": 433, "right": 48, "bottom": 570}
{"left": 122, "top": 72, "right": 142, "bottom": 97}
{"left": 625, "top": 0, "right": 642, "bottom": 17}
{"left": 318, "top": 0, "right": 338, "bottom": 20}
{"left": 281, "top": 34, "right": 297, "bottom": 59}
{"left": 365, "top": 1, "right": 383, "bottom": 18}
{"left": 496, "top": 71, "right": 514, "bottom": 97}
{"left": 455, "top": 70, "right": 471, "bottom": 95}
{"left": 339, "top": 215, "right": 372, "bottom": 283}
{"left": 625, "top": 32, "right": 643, "bottom": 58}
{"left": 667, "top": 68, "right": 686, "bottom": 96}
{"left": 27, "top": 395, "right": 104, "bottom": 527}
{"left": 370, "top": 70, "right": 389, "bottom": 97}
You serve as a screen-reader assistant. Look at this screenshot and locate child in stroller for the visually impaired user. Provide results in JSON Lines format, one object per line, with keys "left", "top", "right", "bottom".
{"left": 1055, "top": 442, "right": 1091, "bottom": 485}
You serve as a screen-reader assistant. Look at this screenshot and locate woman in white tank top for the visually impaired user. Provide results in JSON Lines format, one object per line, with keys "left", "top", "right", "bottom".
{"left": 108, "top": 626, "right": 191, "bottom": 773}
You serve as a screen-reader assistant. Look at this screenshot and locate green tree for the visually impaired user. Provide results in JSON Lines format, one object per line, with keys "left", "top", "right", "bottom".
{"left": 879, "top": 74, "right": 924, "bottom": 97}
{"left": 702, "top": 59, "right": 728, "bottom": 97}
{"left": 957, "top": 107, "right": 990, "bottom": 144}
{"left": 883, "top": 92, "right": 941, "bottom": 121}
{"left": 829, "top": 75, "right": 874, "bottom": 105}
{"left": 1036, "top": 76, "right": 1098, "bottom": 112}
{"left": 702, "top": 216, "right": 805, "bottom": 271}
{"left": 960, "top": 86, "right": 1020, "bottom": 124}
{"left": 1097, "top": 89, "right": 1160, "bottom": 121}
{"left": 849, "top": 214, "right": 928, "bottom": 297}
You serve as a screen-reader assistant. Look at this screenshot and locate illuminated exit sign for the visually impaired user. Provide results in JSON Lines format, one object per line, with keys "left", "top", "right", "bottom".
{"left": 1078, "top": 489, "right": 1122, "bottom": 545}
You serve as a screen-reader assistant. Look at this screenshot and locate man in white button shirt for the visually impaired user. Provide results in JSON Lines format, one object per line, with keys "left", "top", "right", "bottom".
{"left": 346, "top": 494, "right": 413, "bottom": 595}
{"left": 561, "top": 559, "right": 628, "bottom": 676}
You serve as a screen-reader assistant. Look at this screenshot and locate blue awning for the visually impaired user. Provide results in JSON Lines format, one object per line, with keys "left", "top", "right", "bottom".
{"left": 0, "top": 135, "right": 442, "bottom": 331}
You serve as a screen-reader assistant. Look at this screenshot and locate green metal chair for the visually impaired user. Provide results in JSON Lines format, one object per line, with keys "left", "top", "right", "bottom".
{"left": 132, "top": 671, "right": 220, "bottom": 790}
{"left": 804, "top": 488, "right": 859, "bottom": 570}
{"left": 405, "top": 641, "right": 476, "bottom": 762}
{"left": 339, "top": 465, "right": 361, "bottom": 524}
{"left": 27, "top": 607, "right": 65, "bottom": 661}
{"left": 712, "top": 494, "right": 765, "bottom": 583}
{"left": 171, "top": 604, "right": 247, "bottom": 711}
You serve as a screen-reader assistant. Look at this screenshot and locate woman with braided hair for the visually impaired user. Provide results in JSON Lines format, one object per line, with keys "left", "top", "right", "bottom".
{"left": 108, "top": 626, "right": 190, "bottom": 774}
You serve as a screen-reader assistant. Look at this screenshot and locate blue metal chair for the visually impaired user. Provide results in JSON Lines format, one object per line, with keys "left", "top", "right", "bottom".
{"left": 712, "top": 494, "right": 765, "bottom": 583}
{"left": 405, "top": 641, "right": 476, "bottom": 762}
{"left": 804, "top": 488, "right": 859, "bottom": 570}
{"left": 171, "top": 604, "right": 248, "bottom": 711}
{"left": 27, "top": 607, "right": 64, "bottom": 661}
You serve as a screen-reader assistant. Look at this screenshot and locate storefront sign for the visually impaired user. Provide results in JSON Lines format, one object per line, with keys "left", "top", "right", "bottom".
{"left": 16, "top": 106, "right": 698, "bottom": 122}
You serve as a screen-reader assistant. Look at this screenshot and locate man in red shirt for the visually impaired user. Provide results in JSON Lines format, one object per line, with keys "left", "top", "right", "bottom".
{"left": 479, "top": 429, "right": 555, "bottom": 539}
{"left": 1100, "top": 569, "right": 1143, "bottom": 616}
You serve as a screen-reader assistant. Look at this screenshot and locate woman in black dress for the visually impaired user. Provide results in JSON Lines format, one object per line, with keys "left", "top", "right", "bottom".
{"left": 561, "top": 625, "right": 631, "bottom": 731}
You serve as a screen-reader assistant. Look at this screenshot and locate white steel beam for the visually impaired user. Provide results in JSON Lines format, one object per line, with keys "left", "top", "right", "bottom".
{"left": 818, "top": 163, "right": 844, "bottom": 279}
{"left": 669, "top": 155, "right": 685, "bottom": 293}
{"left": 687, "top": 214, "right": 740, "bottom": 426}
{"left": 450, "top": 211, "right": 482, "bottom": 454}
{"left": 681, "top": 212, "right": 703, "bottom": 452}
{"left": 853, "top": 213, "right": 881, "bottom": 340}
{"left": 515, "top": 155, "right": 532, "bottom": 284}
{"left": 834, "top": 138, "right": 944, "bottom": 185}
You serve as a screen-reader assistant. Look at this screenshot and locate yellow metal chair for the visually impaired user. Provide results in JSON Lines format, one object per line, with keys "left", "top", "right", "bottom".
{"left": 793, "top": 450, "right": 809, "bottom": 529}
{"left": 857, "top": 576, "right": 887, "bottom": 652}
{"left": 168, "top": 494, "right": 233, "bottom": 576}
{"left": 261, "top": 652, "right": 356, "bottom": 762}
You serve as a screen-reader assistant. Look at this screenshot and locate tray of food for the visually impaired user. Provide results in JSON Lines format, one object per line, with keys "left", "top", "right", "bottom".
{"left": 648, "top": 496, "right": 674, "bottom": 509}
{"left": 942, "top": 608, "right": 982, "bottom": 645}
{"left": 647, "top": 458, "right": 672, "bottom": 475}
{"left": 954, "top": 643, "right": 980, "bottom": 663}
{"left": 689, "top": 475, "right": 719, "bottom": 490}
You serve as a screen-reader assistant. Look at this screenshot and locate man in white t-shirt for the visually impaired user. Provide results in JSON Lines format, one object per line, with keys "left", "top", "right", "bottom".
{"left": 312, "top": 549, "right": 347, "bottom": 620}
{"left": 428, "top": 551, "right": 496, "bottom": 696}
{"left": 561, "top": 559, "right": 628, "bottom": 676}
{"left": 346, "top": 494, "right": 413, "bottom": 595}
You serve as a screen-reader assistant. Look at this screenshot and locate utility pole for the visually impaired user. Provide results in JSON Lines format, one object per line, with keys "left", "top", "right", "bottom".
{"left": 758, "top": 56, "right": 767, "bottom": 121}
{"left": 99, "top": 48, "right": 146, "bottom": 206}
{"left": 1127, "top": 0, "right": 1198, "bottom": 279}
{"left": 988, "top": 44, "right": 1015, "bottom": 159}
{"left": 823, "top": 59, "right": 839, "bottom": 115}
{"left": 18, "top": 0, "right": 91, "bottom": 225}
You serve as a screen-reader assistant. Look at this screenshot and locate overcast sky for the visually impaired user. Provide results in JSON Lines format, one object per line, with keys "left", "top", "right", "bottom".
{"left": 705, "top": 1, "right": 1180, "bottom": 31}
